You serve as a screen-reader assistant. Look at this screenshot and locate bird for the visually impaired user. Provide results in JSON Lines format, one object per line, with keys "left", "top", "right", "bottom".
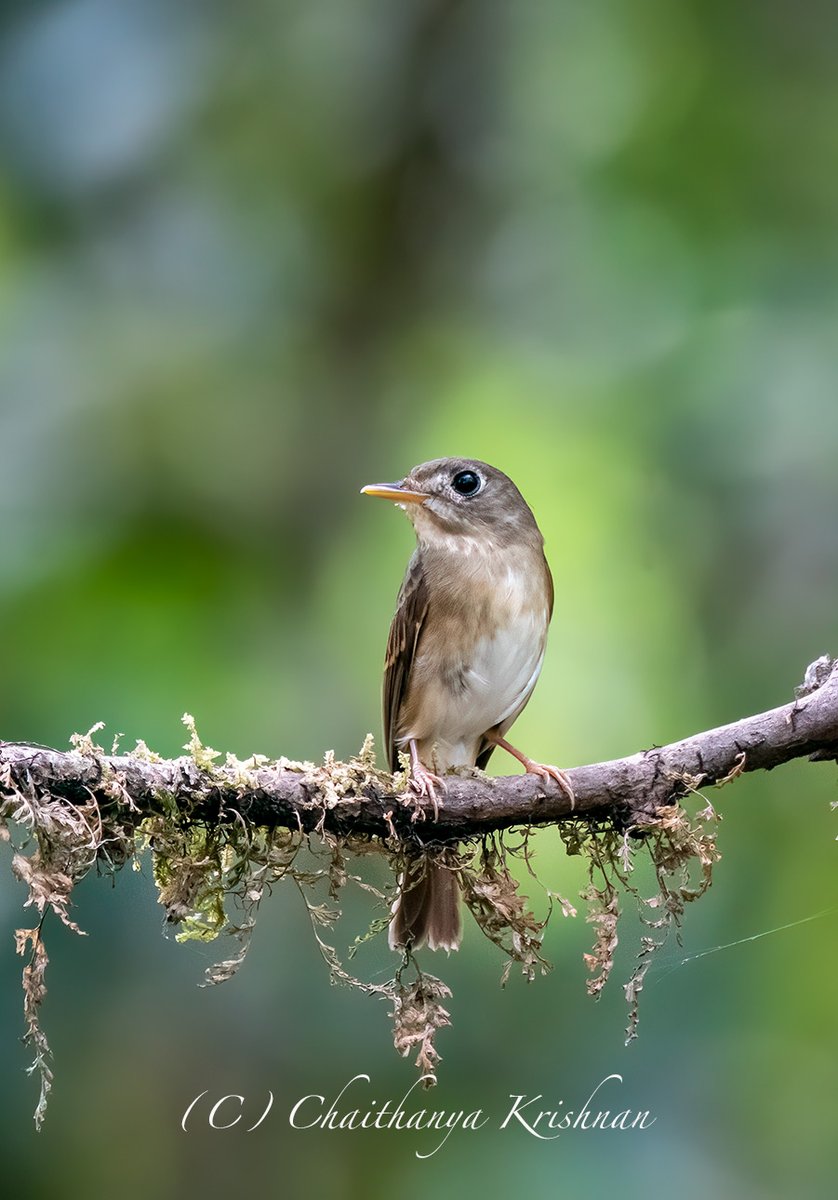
{"left": 361, "top": 457, "right": 573, "bottom": 953}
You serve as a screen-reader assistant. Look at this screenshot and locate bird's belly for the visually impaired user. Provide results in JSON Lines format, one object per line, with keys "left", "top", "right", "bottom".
{"left": 399, "top": 612, "right": 546, "bottom": 769}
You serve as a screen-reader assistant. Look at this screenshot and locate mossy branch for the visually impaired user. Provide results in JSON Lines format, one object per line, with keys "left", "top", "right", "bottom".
{"left": 1, "top": 655, "right": 836, "bottom": 1130}
{"left": 2, "top": 655, "right": 837, "bottom": 840}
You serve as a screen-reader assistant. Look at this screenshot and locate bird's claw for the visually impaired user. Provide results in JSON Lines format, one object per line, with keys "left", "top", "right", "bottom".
{"left": 406, "top": 764, "right": 445, "bottom": 821}
{"left": 525, "top": 761, "right": 575, "bottom": 810}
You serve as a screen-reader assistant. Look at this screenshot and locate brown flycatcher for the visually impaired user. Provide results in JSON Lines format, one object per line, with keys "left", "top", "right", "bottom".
{"left": 361, "top": 457, "right": 572, "bottom": 953}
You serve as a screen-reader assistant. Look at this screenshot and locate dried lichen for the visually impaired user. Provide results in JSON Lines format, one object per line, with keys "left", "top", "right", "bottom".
{"left": 460, "top": 836, "right": 551, "bottom": 984}
{"left": 1, "top": 726, "right": 134, "bottom": 1129}
{"left": 559, "top": 788, "right": 721, "bottom": 1042}
{"left": 0, "top": 717, "right": 722, "bottom": 1129}
{"left": 390, "top": 973, "right": 452, "bottom": 1078}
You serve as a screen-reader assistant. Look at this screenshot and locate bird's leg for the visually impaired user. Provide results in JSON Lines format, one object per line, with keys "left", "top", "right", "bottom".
{"left": 485, "top": 732, "right": 575, "bottom": 810}
{"left": 406, "top": 739, "right": 445, "bottom": 820}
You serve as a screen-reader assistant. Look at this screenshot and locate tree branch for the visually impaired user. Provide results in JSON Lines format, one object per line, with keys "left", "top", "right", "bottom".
{"left": 2, "top": 656, "right": 837, "bottom": 842}
{"left": 3, "top": 656, "right": 838, "bottom": 1134}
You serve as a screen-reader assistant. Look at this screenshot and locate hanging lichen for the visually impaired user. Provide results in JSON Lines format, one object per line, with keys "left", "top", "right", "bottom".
{"left": 0, "top": 716, "right": 721, "bottom": 1129}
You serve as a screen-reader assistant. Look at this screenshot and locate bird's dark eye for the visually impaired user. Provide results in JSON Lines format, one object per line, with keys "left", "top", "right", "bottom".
{"left": 451, "top": 470, "right": 481, "bottom": 497}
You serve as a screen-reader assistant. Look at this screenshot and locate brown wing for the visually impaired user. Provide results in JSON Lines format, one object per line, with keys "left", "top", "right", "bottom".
{"left": 474, "top": 742, "right": 496, "bottom": 771}
{"left": 545, "top": 552, "right": 554, "bottom": 619}
{"left": 383, "top": 550, "right": 430, "bottom": 772}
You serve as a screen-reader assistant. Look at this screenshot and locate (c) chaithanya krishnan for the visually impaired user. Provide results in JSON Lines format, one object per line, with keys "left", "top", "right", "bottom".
{"left": 289, "top": 1072, "right": 655, "bottom": 1159}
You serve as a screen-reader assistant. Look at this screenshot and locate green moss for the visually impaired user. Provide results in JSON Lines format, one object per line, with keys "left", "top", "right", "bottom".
{"left": 1, "top": 716, "right": 721, "bottom": 1128}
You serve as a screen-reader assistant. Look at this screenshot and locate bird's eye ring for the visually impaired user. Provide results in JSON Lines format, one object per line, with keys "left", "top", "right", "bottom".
{"left": 451, "top": 470, "right": 482, "bottom": 497}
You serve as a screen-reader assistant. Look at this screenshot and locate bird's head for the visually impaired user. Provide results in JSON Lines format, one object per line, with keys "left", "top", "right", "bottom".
{"left": 361, "top": 457, "right": 542, "bottom": 549}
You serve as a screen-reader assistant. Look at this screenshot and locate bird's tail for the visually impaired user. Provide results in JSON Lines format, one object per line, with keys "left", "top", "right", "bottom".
{"left": 388, "top": 852, "right": 462, "bottom": 952}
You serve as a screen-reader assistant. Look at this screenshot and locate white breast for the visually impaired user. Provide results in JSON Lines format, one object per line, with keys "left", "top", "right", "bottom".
{"left": 457, "top": 611, "right": 545, "bottom": 735}
{"left": 399, "top": 561, "right": 550, "bottom": 770}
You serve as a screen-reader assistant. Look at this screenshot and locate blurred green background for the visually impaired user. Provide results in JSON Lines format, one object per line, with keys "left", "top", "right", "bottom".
{"left": 1, "top": 0, "right": 838, "bottom": 1196}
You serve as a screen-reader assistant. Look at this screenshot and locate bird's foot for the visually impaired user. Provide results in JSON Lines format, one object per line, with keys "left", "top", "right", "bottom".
{"left": 403, "top": 740, "right": 445, "bottom": 820}
{"left": 522, "top": 760, "right": 575, "bottom": 810}
{"left": 407, "top": 762, "right": 445, "bottom": 821}
{"left": 486, "top": 733, "right": 575, "bottom": 810}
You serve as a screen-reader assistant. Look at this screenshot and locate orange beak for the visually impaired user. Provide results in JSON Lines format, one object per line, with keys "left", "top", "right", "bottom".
{"left": 360, "top": 482, "right": 429, "bottom": 505}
